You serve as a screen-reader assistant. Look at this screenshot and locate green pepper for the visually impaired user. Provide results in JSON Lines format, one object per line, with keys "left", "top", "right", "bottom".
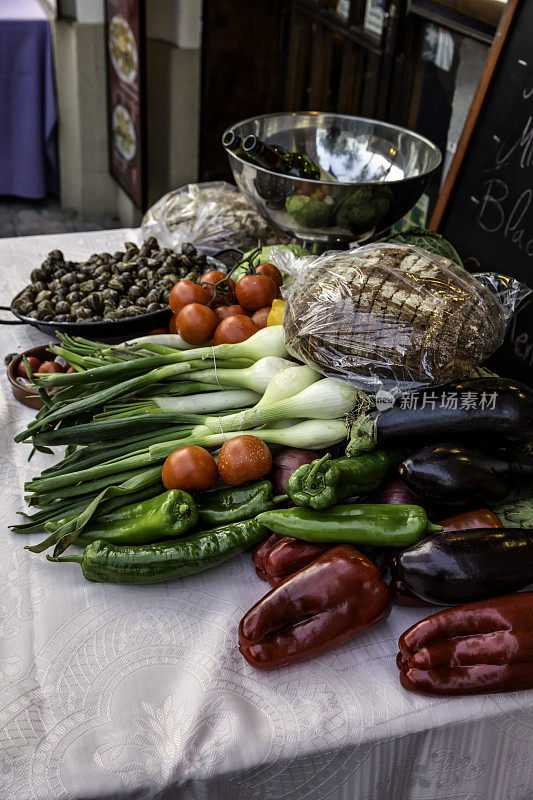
{"left": 196, "top": 480, "right": 285, "bottom": 527}
{"left": 256, "top": 504, "right": 442, "bottom": 547}
{"left": 44, "top": 489, "right": 198, "bottom": 546}
{"left": 287, "top": 451, "right": 405, "bottom": 510}
{"left": 48, "top": 518, "right": 268, "bottom": 583}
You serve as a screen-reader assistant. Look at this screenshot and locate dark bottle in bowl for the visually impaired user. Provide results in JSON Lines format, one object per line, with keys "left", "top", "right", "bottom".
{"left": 243, "top": 134, "right": 321, "bottom": 180}
{"left": 222, "top": 130, "right": 248, "bottom": 160}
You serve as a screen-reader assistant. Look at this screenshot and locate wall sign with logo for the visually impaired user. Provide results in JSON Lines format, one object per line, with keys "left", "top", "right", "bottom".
{"left": 105, "top": 0, "right": 146, "bottom": 210}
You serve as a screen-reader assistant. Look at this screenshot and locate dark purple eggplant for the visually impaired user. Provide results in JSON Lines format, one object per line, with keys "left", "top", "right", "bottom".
{"left": 349, "top": 378, "right": 532, "bottom": 454}
{"left": 393, "top": 528, "right": 533, "bottom": 605}
{"left": 399, "top": 442, "right": 533, "bottom": 509}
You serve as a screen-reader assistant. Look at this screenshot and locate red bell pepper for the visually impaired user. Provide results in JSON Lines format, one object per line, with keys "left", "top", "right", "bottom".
{"left": 253, "top": 534, "right": 328, "bottom": 586}
{"left": 253, "top": 533, "right": 283, "bottom": 573}
{"left": 240, "top": 545, "right": 392, "bottom": 669}
{"left": 397, "top": 592, "right": 533, "bottom": 695}
{"left": 439, "top": 508, "right": 503, "bottom": 531}
{"left": 255, "top": 567, "right": 284, "bottom": 587}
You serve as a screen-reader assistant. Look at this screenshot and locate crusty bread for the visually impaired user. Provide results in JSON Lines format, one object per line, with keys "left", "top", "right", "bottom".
{"left": 283, "top": 244, "right": 504, "bottom": 392}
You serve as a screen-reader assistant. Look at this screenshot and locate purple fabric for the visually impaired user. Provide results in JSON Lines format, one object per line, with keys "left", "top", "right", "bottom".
{"left": 0, "top": 0, "right": 58, "bottom": 198}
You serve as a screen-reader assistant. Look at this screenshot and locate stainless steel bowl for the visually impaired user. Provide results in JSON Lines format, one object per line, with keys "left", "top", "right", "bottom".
{"left": 225, "top": 112, "right": 442, "bottom": 247}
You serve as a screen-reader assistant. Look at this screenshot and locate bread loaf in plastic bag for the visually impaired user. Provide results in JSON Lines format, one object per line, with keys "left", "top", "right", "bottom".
{"left": 283, "top": 243, "right": 530, "bottom": 395}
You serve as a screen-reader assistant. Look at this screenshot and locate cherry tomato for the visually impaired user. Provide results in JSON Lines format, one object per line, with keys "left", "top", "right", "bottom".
{"left": 169, "top": 314, "right": 178, "bottom": 334}
{"left": 251, "top": 306, "right": 271, "bottom": 329}
{"left": 201, "top": 270, "right": 236, "bottom": 306}
{"left": 218, "top": 435, "right": 273, "bottom": 486}
{"left": 17, "top": 356, "right": 41, "bottom": 378}
{"left": 169, "top": 280, "right": 209, "bottom": 314}
{"left": 213, "top": 315, "right": 258, "bottom": 346}
{"left": 162, "top": 446, "right": 218, "bottom": 492}
{"left": 214, "top": 304, "right": 247, "bottom": 322}
{"left": 176, "top": 303, "right": 218, "bottom": 345}
{"left": 255, "top": 262, "right": 283, "bottom": 288}
{"left": 37, "top": 361, "right": 64, "bottom": 374}
{"left": 235, "top": 274, "right": 277, "bottom": 311}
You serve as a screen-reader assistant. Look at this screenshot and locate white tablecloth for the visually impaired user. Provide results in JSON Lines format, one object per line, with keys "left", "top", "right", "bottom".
{"left": 1, "top": 230, "right": 532, "bottom": 800}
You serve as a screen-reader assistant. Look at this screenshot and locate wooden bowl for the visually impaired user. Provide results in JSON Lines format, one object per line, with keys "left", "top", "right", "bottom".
{"left": 7, "top": 344, "right": 59, "bottom": 409}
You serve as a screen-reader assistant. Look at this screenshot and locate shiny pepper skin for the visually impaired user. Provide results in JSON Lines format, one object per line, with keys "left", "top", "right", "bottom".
{"left": 239, "top": 545, "right": 392, "bottom": 669}
{"left": 397, "top": 592, "right": 533, "bottom": 696}
{"left": 253, "top": 533, "right": 329, "bottom": 588}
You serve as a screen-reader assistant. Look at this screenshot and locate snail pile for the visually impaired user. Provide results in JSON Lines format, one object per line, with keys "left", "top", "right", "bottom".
{"left": 12, "top": 238, "right": 208, "bottom": 324}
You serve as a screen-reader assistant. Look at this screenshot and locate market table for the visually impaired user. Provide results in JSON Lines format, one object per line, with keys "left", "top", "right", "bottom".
{"left": 1, "top": 229, "right": 532, "bottom": 800}
{"left": 0, "top": 0, "right": 58, "bottom": 198}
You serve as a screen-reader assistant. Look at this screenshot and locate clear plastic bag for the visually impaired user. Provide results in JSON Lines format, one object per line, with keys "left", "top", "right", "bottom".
{"left": 141, "top": 182, "right": 291, "bottom": 255}
{"left": 283, "top": 243, "right": 530, "bottom": 395}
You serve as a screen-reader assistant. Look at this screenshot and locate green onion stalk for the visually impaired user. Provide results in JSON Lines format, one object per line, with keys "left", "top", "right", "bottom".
{"left": 149, "top": 418, "right": 351, "bottom": 461}
{"left": 15, "top": 362, "right": 193, "bottom": 442}
{"left": 25, "top": 466, "right": 164, "bottom": 556}
{"left": 119, "top": 325, "right": 288, "bottom": 363}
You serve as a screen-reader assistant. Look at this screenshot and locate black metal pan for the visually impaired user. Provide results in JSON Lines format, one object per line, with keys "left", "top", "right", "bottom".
{"left": 0, "top": 249, "right": 242, "bottom": 342}
{"left": 0, "top": 291, "right": 172, "bottom": 340}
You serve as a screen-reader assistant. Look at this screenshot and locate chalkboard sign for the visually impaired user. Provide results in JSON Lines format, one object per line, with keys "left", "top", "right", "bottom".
{"left": 430, "top": 0, "right": 532, "bottom": 384}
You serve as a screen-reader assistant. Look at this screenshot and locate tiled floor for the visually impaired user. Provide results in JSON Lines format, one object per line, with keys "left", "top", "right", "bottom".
{"left": 0, "top": 196, "right": 121, "bottom": 238}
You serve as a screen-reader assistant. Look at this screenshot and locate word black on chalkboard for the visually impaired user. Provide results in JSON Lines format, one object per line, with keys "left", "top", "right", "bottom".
{"left": 431, "top": 0, "right": 533, "bottom": 385}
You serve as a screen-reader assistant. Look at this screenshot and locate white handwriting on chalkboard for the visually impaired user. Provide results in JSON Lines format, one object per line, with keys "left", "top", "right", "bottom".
{"left": 509, "top": 300, "right": 533, "bottom": 367}
{"left": 496, "top": 115, "right": 533, "bottom": 169}
{"left": 523, "top": 87, "right": 533, "bottom": 100}
{"left": 477, "top": 179, "right": 533, "bottom": 255}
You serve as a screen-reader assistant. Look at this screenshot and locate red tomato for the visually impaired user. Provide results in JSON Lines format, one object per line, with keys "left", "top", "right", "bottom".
{"left": 169, "top": 314, "right": 178, "bottom": 334}
{"left": 66, "top": 366, "right": 77, "bottom": 374}
{"left": 146, "top": 327, "right": 169, "bottom": 335}
{"left": 162, "top": 446, "right": 218, "bottom": 492}
{"left": 169, "top": 280, "right": 210, "bottom": 314}
{"left": 255, "top": 263, "right": 283, "bottom": 288}
{"left": 235, "top": 274, "right": 277, "bottom": 311}
{"left": 37, "top": 361, "right": 64, "bottom": 374}
{"left": 17, "top": 356, "right": 41, "bottom": 378}
{"left": 213, "top": 315, "right": 258, "bottom": 345}
{"left": 218, "top": 435, "right": 273, "bottom": 486}
{"left": 251, "top": 306, "right": 271, "bottom": 329}
{"left": 214, "top": 304, "right": 247, "bottom": 322}
{"left": 176, "top": 303, "right": 218, "bottom": 345}
{"left": 201, "top": 270, "right": 236, "bottom": 306}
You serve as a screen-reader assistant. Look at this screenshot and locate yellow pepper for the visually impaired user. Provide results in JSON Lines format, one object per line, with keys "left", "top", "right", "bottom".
{"left": 267, "top": 299, "right": 285, "bottom": 326}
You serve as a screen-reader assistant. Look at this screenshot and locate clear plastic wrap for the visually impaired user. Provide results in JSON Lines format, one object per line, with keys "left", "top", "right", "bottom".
{"left": 283, "top": 243, "right": 530, "bottom": 395}
{"left": 141, "top": 182, "right": 291, "bottom": 255}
